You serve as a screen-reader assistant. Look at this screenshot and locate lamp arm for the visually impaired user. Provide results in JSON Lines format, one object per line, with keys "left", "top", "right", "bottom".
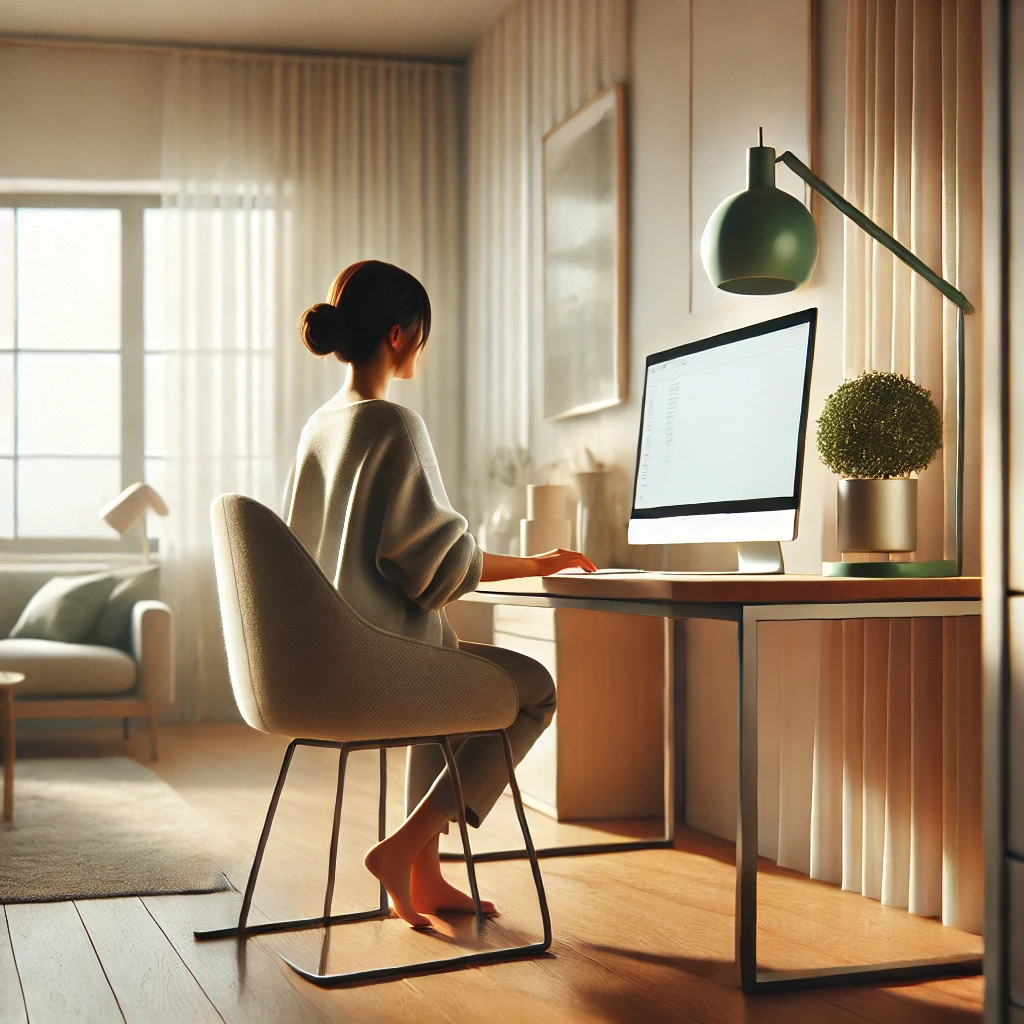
{"left": 779, "top": 149, "right": 968, "bottom": 575}
{"left": 776, "top": 151, "right": 974, "bottom": 315}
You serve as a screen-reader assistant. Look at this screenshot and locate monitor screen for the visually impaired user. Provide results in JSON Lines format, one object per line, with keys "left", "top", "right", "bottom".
{"left": 630, "top": 308, "right": 816, "bottom": 537}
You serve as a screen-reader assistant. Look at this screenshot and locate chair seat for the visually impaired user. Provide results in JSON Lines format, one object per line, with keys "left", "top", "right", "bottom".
{"left": 0, "top": 638, "right": 137, "bottom": 698}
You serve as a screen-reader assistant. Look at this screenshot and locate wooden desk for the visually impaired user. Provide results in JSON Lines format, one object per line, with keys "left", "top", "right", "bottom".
{"left": 463, "top": 572, "right": 982, "bottom": 993}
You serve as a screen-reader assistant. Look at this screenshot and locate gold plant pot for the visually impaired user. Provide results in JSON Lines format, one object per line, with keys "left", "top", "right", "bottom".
{"left": 836, "top": 477, "right": 918, "bottom": 553}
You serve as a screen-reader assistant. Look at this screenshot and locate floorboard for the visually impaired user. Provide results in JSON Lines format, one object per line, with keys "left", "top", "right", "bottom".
{"left": 7, "top": 724, "right": 985, "bottom": 1023}
{"left": 75, "top": 897, "right": 223, "bottom": 1024}
{"left": 0, "top": 909, "right": 26, "bottom": 1024}
{"left": 5, "top": 902, "right": 123, "bottom": 1024}
{"left": 141, "top": 893, "right": 327, "bottom": 1024}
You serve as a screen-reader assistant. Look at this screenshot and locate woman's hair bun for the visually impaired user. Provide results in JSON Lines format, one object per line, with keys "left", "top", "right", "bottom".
{"left": 299, "top": 302, "right": 347, "bottom": 359}
{"left": 300, "top": 260, "right": 432, "bottom": 365}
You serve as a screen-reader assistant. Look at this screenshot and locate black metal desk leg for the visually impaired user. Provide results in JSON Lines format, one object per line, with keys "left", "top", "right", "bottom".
{"left": 663, "top": 617, "right": 676, "bottom": 845}
{"left": 736, "top": 611, "right": 758, "bottom": 992}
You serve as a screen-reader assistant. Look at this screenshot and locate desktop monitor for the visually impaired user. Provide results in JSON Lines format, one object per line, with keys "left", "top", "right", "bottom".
{"left": 628, "top": 308, "right": 817, "bottom": 550}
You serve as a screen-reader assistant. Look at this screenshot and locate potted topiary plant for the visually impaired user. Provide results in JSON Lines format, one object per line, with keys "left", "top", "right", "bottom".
{"left": 816, "top": 371, "right": 943, "bottom": 553}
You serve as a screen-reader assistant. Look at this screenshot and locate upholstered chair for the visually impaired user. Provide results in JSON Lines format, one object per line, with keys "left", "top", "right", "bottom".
{"left": 196, "top": 493, "right": 550, "bottom": 985}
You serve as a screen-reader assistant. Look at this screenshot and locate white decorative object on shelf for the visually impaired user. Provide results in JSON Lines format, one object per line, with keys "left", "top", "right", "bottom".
{"left": 526, "top": 484, "right": 567, "bottom": 521}
{"left": 520, "top": 484, "right": 571, "bottom": 555}
{"left": 520, "top": 518, "right": 572, "bottom": 556}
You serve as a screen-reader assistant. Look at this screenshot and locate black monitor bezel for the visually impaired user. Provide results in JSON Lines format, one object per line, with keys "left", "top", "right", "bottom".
{"left": 629, "top": 307, "right": 818, "bottom": 522}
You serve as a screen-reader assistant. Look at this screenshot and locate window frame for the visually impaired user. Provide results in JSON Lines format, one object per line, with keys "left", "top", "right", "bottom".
{"left": 0, "top": 192, "right": 159, "bottom": 555}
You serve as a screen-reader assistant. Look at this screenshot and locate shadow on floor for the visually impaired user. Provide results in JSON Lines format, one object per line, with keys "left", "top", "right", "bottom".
{"left": 578, "top": 943, "right": 981, "bottom": 1023}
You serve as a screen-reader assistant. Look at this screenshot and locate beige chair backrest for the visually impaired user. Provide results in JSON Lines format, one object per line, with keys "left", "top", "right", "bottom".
{"left": 209, "top": 494, "right": 518, "bottom": 743}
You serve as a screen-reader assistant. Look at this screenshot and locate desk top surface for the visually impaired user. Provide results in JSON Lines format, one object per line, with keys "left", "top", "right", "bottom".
{"left": 472, "top": 572, "right": 981, "bottom": 605}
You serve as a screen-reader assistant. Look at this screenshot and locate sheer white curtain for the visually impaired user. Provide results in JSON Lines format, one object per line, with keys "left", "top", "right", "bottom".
{"left": 154, "top": 52, "right": 464, "bottom": 719}
{"left": 464, "top": 0, "right": 629, "bottom": 533}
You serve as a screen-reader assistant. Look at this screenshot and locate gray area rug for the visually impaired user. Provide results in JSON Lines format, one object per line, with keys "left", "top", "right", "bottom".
{"left": 0, "top": 757, "right": 232, "bottom": 902}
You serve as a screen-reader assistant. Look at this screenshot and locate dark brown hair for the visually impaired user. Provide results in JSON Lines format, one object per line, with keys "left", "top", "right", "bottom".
{"left": 299, "top": 260, "right": 431, "bottom": 364}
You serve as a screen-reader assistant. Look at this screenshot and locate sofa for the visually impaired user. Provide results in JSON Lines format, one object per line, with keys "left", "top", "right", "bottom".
{"left": 0, "top": 564, "right": 174, "bottom": 760}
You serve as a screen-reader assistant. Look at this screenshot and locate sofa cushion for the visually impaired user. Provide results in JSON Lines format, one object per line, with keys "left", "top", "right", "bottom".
{"left": 0, "top": 565, "right": 110, "bottom": 638}
{"left": 85, "top": 566, "right": 160, "bottom": 653}
{"left": 9, "top": 573, "right": 118, "bottom": 643}
{"left": 0, "top": 639, "right": 137, "bottom": 698}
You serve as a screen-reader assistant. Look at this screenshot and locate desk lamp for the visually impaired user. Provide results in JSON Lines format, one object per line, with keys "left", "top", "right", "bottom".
{"left": 99, "top": 483, "right": 168, "bottom": 564}
{"left": 700, "top": 128, "right": 974, "bottom": 578}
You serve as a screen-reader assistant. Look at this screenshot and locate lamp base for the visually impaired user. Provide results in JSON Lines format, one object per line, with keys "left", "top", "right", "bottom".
{"left": 822, "top": 559, "right": 959, "bottom": 579}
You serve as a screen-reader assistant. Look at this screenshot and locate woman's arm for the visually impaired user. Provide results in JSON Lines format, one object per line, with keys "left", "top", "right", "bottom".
{"left": 480, "top": 548, "right": 597, "bottom": 582}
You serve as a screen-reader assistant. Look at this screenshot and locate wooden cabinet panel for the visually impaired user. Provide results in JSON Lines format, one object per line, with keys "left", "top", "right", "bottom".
{"left": 1011, "top": 857, "right": 1024, "bottom": 1009}
{"left": 552, "top": 608, "right": 664, "bottom": 821}
{"left": 491, "top": 628, "right": 559, "bottom": 816}
{"left": 491, "top": 604, "right": 666, "bottom": 822}
{"left": 494, "top": 604, "right": 557, "bottom": 641}
{"left": 445, "top": 599, "right": 494, "bottom": 644}
{"left": 1008, "top": 599, "right": 1024, "bottom": 856}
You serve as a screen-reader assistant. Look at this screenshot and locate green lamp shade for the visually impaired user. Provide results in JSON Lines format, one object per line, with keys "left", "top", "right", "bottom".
{"left": 701, "top": 143, "right": 820, "bottom": 295}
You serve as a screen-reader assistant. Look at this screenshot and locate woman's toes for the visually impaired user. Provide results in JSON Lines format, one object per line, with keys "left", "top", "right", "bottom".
{"left": 410, "top": 872, "right": 498, "bottom": 915}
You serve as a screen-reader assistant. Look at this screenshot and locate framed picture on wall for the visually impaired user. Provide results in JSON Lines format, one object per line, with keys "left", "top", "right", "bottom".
{"left": 542, "top": 83, "right": 627, "bottom": 420}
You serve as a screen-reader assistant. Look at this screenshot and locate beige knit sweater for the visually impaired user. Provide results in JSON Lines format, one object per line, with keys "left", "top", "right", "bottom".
{"left": 285, "top": 397, "right": 482, "bottom": 649}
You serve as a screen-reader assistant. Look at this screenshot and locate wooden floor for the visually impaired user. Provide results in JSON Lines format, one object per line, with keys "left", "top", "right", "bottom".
{"left": 1, "top": 723, "right": 984, "bottom": 1023}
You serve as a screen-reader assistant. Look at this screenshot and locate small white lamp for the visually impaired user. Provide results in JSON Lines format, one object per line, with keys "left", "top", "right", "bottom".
{"left": 99, "top": 483, "right": 169, "bottom": 564}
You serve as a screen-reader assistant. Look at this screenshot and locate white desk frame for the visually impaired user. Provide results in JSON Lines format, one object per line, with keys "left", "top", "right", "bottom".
{"left": 463, "top": 584, "right": 982, "bottom": 993}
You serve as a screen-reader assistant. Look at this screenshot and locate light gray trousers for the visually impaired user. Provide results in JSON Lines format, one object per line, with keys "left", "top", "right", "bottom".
{"left": 404, "top": 641, "right": 556, "bottom": 828}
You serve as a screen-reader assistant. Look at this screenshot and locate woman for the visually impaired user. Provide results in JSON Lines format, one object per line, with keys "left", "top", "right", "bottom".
{"left": 287, "top": 260, "right": 595, "bottom": 929}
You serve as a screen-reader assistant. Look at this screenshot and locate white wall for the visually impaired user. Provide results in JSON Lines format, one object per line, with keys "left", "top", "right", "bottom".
{"left": 522, "top": 1, "right": 845, "bottom": 578}
{"left": 466, "top": 0, "right": 850, "bottom": 843}
{"left": 0, "top": 46, "right": 165, "bottom": 181}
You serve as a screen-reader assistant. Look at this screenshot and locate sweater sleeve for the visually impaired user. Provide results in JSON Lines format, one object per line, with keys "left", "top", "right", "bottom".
{"left": 375, "top": 417, "right": 483, "bottom": 610}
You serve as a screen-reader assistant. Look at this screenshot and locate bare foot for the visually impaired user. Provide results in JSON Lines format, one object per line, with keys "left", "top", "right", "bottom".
{"left": 410, "top": 844, "right": 497, "bottom": 916}
{"left": 364, "top": 838, "right": 432, "bottom": 929}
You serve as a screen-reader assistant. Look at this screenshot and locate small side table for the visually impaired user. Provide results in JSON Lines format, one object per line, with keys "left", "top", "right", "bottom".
{"left": 0, "top": 672, "right": 24, "bottom": 822}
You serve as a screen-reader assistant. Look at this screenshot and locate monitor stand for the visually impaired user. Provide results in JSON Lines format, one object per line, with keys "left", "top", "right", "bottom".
{"left": 736, "top": 541, "right": 784, "bottom": 574}
{"left": 654, "top": 541, "right": 785, "bottom": 576}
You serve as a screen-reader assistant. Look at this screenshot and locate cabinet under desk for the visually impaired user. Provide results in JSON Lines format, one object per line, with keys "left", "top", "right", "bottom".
{"left": 447, "top": 600, "right": 666, "bottom": 821}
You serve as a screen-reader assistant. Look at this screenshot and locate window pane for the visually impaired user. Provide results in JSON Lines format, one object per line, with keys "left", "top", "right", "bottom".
{"left": 144, "top": 208, "right": 168, "bottom": 351}
{"left": 17, "top": 457, "right": 120, "bottom": 538}
{"left": 0, "top": 353, "right": 12, "bottom": 455}
{"left": 16, "top": 208, "right": 120, "bottom": 351}
{"left": 144, "top": 353, "right": 167, "bottom": 457}
{"left": 0, "top": 209, "right": 12, "bottom": 350}
{"left": 18, "top": 353, "right": 120, "bottom": 456}
{"left": 0, "top": 458, "right": 12, "bottom": 538}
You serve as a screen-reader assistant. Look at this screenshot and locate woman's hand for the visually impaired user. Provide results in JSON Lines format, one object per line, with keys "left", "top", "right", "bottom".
{"left": 480, "top": 549, "right": 596, "bottom": 582}
{"left": 530, "top": 548, "right": 597, "bottom": 576}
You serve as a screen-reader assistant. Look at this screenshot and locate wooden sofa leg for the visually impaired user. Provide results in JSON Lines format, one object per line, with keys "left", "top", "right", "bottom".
{"left": 148, "top": 704, "right": 159, "bottom": 762}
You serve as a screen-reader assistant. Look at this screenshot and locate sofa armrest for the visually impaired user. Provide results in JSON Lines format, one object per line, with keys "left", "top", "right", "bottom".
{"left": 131, "top": 600, "right": 174, "bottom": 705}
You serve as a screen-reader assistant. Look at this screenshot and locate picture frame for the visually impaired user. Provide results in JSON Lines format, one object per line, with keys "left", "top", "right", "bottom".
{"left": 542, "top": 83, "right": 628, "bottom": 420}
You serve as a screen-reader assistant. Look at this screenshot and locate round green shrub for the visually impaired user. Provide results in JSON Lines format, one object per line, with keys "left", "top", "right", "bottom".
{"left": 816, "top": 371, "right": 942, "bottom": 479}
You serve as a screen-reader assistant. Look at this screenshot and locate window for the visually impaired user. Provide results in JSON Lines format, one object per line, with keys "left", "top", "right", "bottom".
{"left": 0, "top": 195, "right": 157, "bottom": 552}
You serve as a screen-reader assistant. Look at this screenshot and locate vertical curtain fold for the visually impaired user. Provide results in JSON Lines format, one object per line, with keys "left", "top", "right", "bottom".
{"left": 157, "top": 52, "right": 463, "bottom": 718}
{"left": 820, "top": 0, "right": 982, "bottom": 932}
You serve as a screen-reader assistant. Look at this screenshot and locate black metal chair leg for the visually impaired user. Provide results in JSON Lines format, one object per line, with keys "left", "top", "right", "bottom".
{"left": 197, "top": 731, "right": 552, "bottom": 983}
{"left": 440, "top": 735, "right": 483, "bottom": 927}
{"left": 322, "top": 745, "right": 350, "bottom": 922}
{"left": 237, "top": 739, "right": 297, "bottom": 931}
{"left": 196, "top": 737, "right": 389, "bottom": 942}
{"left": 499, "top": 730, "right": 552, "bottom": 949}
{"left": 377, "top": 748, "right": 388, "bottom": 912}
